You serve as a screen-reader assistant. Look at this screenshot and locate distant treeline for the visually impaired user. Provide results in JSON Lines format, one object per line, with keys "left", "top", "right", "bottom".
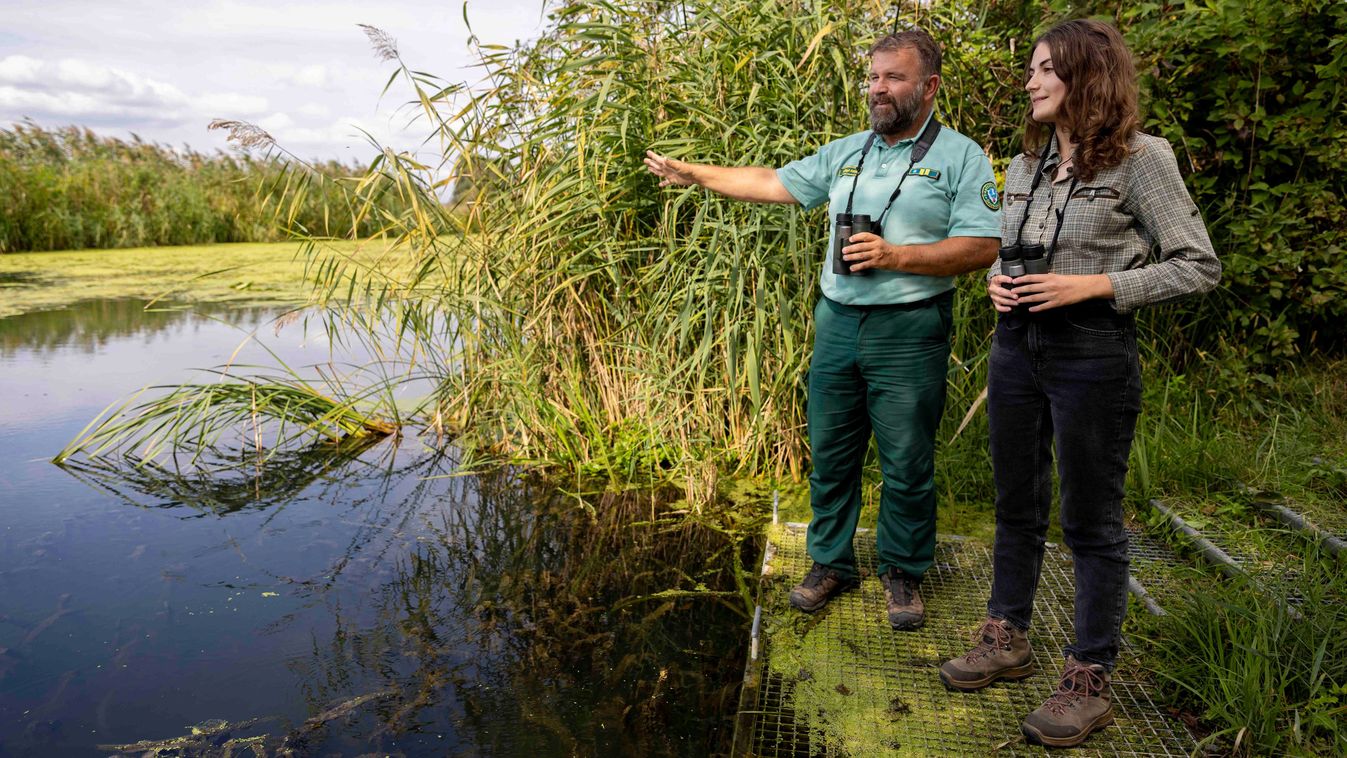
{"left": 0, "top": 122, "right": 401, "bottom": 253}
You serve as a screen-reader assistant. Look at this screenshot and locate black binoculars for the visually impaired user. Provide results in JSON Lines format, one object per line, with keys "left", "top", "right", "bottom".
{"left": 998, "top": 243, "right": 1049, "bottom": 314}
{"left": 997, "top": 243, "right": 1049, "bottom": 280}
{"left": 833, "top": 213, "right": 880, "bottom": 276}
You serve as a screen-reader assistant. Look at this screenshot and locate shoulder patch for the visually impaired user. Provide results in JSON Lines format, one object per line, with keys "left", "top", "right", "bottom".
{"left": 907, "top": 167, "right": 941, "bottom": 180}
{"left": 837, "top": 165, "right": 860, "bottom": 178}
{"left": 981, "top": 181, "right": 1001, "bottom": 211}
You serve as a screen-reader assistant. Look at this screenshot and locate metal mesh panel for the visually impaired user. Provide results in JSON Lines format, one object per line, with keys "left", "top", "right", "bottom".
{"left": 734, "top": 525, "right": 1193, "bottom": 757}
{"left": 1158, "top": 502, "right": 1309, "bottom": 608}
{"left": 1267, "top": 499, "right": 1347, "bottom": 545}
{"left": 1298, "top": 505, "right": 1347, "bottom": 540}
{"left": 1125, "top": 525, "right": 1185, "bottom": 611}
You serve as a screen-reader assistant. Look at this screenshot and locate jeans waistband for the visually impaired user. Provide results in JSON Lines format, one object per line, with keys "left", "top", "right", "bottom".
{"left": 1002, "top": 300, "right": 1133, "bottom": 325}
{"left": 823, "top": 288, "right": 953, "bottom": 314}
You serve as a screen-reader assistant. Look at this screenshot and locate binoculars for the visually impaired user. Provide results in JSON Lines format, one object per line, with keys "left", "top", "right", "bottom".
{"left": 999, "top": 243, "right": 1048, "bottom": 314}
{"left": 997, "top": 243, "right": 1049, "bottom": 279}
{"left": 833, "top": 213, "right": 880, "bottom": 276}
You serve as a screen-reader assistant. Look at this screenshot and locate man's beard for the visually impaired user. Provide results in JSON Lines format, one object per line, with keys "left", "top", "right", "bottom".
{"left": 869, "top": 84, "right": 926, "bottom": 135}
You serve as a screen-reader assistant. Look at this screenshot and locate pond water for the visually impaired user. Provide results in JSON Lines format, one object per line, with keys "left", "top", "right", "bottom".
{"left": 0, "top": 300, "right": 750, "bottom": 756}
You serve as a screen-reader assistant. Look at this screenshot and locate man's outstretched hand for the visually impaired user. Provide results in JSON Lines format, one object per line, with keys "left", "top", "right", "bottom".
{"left": 644, "top": 150, "right": 698, "bottom": 187}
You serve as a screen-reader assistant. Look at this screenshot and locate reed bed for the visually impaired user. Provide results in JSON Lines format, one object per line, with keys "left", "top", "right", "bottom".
{"left": 0, "top": 122, "right": 410, "bottom": 252}
{"left": 221, "top": 0, "right": 1028, "bottom": 495}
{"left": 61, "top": 0, "right": 1347, "bottom": 500}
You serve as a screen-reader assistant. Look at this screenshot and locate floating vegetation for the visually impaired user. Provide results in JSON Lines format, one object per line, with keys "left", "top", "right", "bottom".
{"left": 55, "top": 371, "right": 400, "bottom": 467}
{"left": 98, "top": 716, "right": 274, "bottom": 757}
{"left": 96, "top": 690, "right": 400, "bottom": 757}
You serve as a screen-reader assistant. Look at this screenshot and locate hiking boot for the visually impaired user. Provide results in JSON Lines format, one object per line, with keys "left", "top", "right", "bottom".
{"left": 1021, "top": 656, "right": 1114, "bottom": 748}
{"left": 879, "top": 568, "right": 925, "bottom": 630}
{"left": 788, "top": 562, "right": 857, "bottom": 612}
{"left": 939, "top": 617, "right": 1035, "bottom": 690}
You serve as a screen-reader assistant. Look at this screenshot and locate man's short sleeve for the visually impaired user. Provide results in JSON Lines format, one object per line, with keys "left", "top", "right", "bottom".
{"left": 946, "top": 144, "right": 1002, "bottom": 239}
{"left": 775, "top": 149, "right": 834, "bottom": 211}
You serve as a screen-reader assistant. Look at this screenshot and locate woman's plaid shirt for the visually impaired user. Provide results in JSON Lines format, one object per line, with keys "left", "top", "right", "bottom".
{"left": 990, "top": 133, "right": 1221, "bottom": 313}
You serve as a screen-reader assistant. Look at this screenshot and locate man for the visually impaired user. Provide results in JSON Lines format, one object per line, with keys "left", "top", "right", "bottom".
{"left": 644, "top": 30, "right": 1000, "bottom": 630}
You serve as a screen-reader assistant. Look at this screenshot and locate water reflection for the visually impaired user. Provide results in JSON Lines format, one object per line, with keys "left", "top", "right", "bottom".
{"left": 54, "top": 452, "right": 751, "bottom": 756}
{"left": 58, "top": 436, "right": 389, "bottom": 518}
{"left": 0, "top": 299, "right": 281, "bottom": 357}
{"left": 0, "top": 299, "right": 752, "bottom": 757}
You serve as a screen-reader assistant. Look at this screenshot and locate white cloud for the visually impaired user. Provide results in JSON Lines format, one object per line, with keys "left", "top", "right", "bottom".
{"left": 196, "top": 92, "right": 269, "bottom": 116}
{"left": 0, "top": 55, "right": 269, "bottom": 123}
{"left": 0, "top": 86, "right": 106, "bottom": 119}
{"left": 256, "top": 112, "right": 295, "bottom": 131}
{"left": 290, "top": 64, "right": 329, "bottom": 88}
{"left": 0, "top": 55, "right": 43, "bottom": 84}
{"left": 0, "top": 1, "right": 548, "bottom": 161}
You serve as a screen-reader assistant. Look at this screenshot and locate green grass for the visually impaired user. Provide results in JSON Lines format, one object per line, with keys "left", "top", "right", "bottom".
{"left": 1132, "top": 554, "right": 1347, "bottom": 756}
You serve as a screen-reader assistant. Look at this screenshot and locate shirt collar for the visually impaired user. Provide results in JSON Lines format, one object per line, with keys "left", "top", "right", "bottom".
{"left": 1039, "top": 139, "right": 1074, "bottom": 178}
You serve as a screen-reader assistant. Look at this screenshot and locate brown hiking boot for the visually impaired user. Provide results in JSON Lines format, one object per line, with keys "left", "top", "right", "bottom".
{"left": 939, "top": 617, "right": 1035, "bottom": 690}
{"left": 879, "top": 568, "right": 925, "bottom": 630}
{"left": 1021, "top": 656, "right": 1114, "bottom": 748}
{"left": 788, "top": 562, "right": 857, "bottom": 612}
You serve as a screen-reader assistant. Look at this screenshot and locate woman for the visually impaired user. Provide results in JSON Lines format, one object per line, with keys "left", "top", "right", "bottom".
{"left": 937, "top": 19, "right": 1221, "bottom": 748}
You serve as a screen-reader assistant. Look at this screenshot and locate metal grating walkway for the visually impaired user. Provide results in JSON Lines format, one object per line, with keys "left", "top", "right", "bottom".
{"left": 732, "top": 524, "right": 1193, "bottom": 756}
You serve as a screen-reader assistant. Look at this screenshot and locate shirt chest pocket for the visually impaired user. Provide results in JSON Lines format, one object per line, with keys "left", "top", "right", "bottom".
{"left": 1061, "top": 184, "right": 1129, "bottom": 241}
{"left": 899, "top": 177, "right": 952, "bottom": 235}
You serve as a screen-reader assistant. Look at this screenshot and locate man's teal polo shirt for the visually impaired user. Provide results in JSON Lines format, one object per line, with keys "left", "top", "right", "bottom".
{"left": 776, "top": 114, "right": 1001, "bottom": 306}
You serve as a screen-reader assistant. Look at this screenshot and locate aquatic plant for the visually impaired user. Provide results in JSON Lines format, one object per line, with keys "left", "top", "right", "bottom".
{"left": 55, "top": 365, "right": 405, "bottom": 467}
{"left": 1134, "top": 552, "right": 1347, "bottom": 756}
{"left": 57, "top": 0, "right": 1347, "bottom": 497}
{"left": 97, "top": 0, "right": 1020, "bottom": 495}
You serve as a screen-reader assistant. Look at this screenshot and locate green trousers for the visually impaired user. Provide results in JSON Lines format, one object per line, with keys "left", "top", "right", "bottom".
{"left": 806, "top": 292, "right": 952, "bottom": 580}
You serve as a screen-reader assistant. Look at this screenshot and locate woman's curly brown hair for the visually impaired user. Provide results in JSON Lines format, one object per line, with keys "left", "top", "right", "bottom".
{"left": 1022, "top": 19, "right": 1139, "bottom": 182}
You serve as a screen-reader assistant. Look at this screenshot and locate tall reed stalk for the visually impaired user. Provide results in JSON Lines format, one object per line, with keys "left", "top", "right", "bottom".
{"left": 257, "top": 0, "right": 1027, "bottom": 492}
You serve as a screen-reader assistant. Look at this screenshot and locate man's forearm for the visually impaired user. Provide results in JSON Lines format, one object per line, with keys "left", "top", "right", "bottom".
{"left": 685, "top": 164, "right": 797, "bottom": 204}
{"left": 894, "top": 236, "right": 999, "bottom": 276}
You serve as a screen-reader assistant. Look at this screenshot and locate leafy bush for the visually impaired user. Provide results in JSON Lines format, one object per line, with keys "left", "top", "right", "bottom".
{"left": 1122, "top": 0, "right": 1347, "bottom": 372}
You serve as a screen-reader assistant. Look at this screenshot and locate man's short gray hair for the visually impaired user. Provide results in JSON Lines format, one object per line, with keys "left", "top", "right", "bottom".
{"left": 870, "top": 29, "right": 942, "bottom": 78}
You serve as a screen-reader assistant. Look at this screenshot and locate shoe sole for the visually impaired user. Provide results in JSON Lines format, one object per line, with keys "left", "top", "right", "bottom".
{"left": 1021, "top": 709, "right": 1114, "bottom": 748}
{"left": 789, "top": 595, "right": 830, "bottom": 613}
{"left": 789, "top": 583, "right": 858, "bottom": 613}
{"left": 939, "top": 662, "right": 1036, "bottom": 691}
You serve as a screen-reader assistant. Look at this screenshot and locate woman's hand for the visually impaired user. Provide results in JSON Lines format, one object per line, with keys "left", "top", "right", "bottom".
{"left": 988, "top": 274, "right": 1017, "bottom": 312}
{"left": 1010, "top": 273, "right": 1114, "bottom": 311}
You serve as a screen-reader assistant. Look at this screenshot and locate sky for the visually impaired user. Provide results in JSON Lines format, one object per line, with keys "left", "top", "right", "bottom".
{"left": 0, "top": 0, "right": 550, "bottom": 164}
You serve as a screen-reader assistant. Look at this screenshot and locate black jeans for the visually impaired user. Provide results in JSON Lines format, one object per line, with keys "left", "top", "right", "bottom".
{"left": 985, "top": 304, "right": 1142, "bottom": 669}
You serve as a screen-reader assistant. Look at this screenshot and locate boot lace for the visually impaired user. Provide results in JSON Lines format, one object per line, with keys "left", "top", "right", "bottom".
{"left": 883, "top": 569, "right": 916, "bottom": 605}
{"left": 1042, "top": 660, "right": 1107, "bottom": 715}
{"left": 962, "top": 619, "right": 1012, "bottom": 663}
{"left": 801, "top": 562, "right": 830, "bottom": 589}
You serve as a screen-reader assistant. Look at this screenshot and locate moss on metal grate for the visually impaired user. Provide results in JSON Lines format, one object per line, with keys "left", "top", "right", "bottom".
{"left": 733, "top": 524, "right": 1194, "bottom": 757}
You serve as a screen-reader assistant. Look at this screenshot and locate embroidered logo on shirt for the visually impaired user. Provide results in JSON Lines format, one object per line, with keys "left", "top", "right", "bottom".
{"left": 981, "top": 181, "right": 1002, "bottom": 211}
{"left": 907, "top": 167, "right": 941, "bottom": 180}
{"left": 837, "top": 165, "right": 860, "bottom": 177}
